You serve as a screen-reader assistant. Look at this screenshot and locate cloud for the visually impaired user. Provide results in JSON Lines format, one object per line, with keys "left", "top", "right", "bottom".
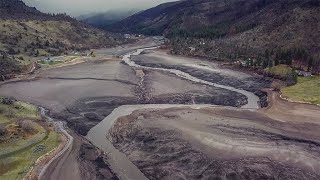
{"left": 23, "top": 0, "right": 176, "bottom": 16}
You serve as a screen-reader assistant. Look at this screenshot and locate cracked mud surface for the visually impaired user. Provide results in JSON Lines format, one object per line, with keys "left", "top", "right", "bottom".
{"left": 109, "top": 107, "right": 320, "bottom": 180}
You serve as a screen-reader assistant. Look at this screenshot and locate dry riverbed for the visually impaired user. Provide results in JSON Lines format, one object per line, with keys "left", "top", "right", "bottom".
{"left": 0, "top": 38, "right": 318, "bottom": 180}
{"left": 108, "top": 106, "right": 320, "bottom": 180}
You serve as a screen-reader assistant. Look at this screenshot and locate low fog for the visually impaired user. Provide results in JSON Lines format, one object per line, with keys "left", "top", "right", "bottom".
{"left": 23, "top": 0, "right": 176, "bottom": 17}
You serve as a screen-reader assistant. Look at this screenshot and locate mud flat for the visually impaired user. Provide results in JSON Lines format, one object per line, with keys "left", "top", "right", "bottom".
{"left": 108, "top": 107, "right": 320, "bottom": 180}
{"left": 131, "top": 50, "right": 271, "bottom": 107}
{"left": 86, "top": 46, "right": 319, "bottom": 180}
{"left": 87, "top": 104, "right": 217, "bottom": 180}
{"left": 0, "top": 38, "right": 299, "bottom": 180}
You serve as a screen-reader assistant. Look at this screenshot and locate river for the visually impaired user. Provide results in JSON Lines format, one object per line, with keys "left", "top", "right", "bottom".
{"left": 86, "top": 47, "right": 260, "bottom": 180}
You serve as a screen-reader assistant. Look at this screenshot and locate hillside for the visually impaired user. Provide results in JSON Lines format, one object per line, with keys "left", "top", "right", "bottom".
{"left": 0, "top": 0, "right": 125, "bottom": 77}
{"left": 110, "top": 0, "right": 320, "bottom": 73}
{"left": 77, "top": 9, "right": 141, "bottom": 28}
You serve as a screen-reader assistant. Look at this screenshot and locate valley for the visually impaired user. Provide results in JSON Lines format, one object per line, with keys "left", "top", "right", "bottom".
{"left": 0, "top": 38, "right": 319, "bottom": 180}
{"left": 0, "top": 0, "right": 319, "bottom": 179}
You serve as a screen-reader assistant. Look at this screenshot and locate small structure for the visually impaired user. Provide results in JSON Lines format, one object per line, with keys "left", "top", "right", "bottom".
{"left": 296, "top": 70, "right": 312, "bottom": 77}
{"left": 124, "top": 34, "right": 131, "bottom": 39}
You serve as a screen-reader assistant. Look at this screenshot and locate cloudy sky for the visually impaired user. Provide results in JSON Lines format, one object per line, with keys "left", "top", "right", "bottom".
{"left": 23, "top": 0, "right": 176, "bottom": 17}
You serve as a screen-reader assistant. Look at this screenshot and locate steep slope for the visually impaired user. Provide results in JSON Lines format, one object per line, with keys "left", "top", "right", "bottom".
{"left": 0, "top": 0, "right": 125, "bottom": 77}
{"left": 110, "top": 0, "right": 320, "bottom": 72}
{"left": 109, "top": 1, "right": 181, "bottom": 35}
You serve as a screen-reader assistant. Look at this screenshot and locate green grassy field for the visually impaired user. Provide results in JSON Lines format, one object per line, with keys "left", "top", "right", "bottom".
{"left": 39, "top": 60, "right": 64, "bottom": 66}
{"left": 265, "top": 65, "right": 294, "bottom": 77}
{"left": 0, "top": 131, "right": 60, "bottom": 180}
{"left": 0, "top": 98, "right": 61, "bottom": 180}
{"left": 0, "top": 99, "right": 41, "bottom": 124}
{"left": 282, "top": 76, "right": 320, "bottom": 105}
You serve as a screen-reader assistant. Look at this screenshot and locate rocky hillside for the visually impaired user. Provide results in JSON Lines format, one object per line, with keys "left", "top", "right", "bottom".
{"left": 0, "top": 0, "right": 125, "bottom": 77}
{"left": 110, "top": 0, "right": 320, "bottom": 73}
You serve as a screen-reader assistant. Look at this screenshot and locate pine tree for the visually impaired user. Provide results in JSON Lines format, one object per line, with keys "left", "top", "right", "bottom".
{"left": 274, "top": 58, "right": 279, "bottom": 66}
{"left": 308, "top": 57, "right": 314, "bottom": 72}
{"left": 35, "top": 50, "right": 40, "bottom": 57}
{"left": 45, "top": 40, "right": 50, "bottom": 46}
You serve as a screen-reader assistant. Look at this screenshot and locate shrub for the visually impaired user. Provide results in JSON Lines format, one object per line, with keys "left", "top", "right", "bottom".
{"left": 0, "top": 124, "right": 7, "bottom": 136}
{"left": 0, "top": 106, "right": 4, "bottom": 114}
{"left": 6, "top": 107, "right": 14, "bottom": 118}
{"left": 8, "top": 48, "right": 16, "bottom": 55}
{"left": 2, "top": 97, "right": 16, "bottom": 105}
{"left": 18, "top": 120, "right": 38, "bottom": 134}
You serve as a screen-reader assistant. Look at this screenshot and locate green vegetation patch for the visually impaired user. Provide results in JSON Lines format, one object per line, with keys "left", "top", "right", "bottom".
{"left": 265, "top": 65, "right": 294, "bottom": 77}
{"left": 265, "top": 65, "right": 298, "bottom": 85}
{"left": 282, "top": 76, "right": 320, "bottom": 105}
{"left": 0, "top": 121, "right": 47, "bottom": 157}
{"left": 39, "top": 60, "right": 64, "bottom": 66}
{"left": 0, "top": 131, "right": 61, "bottom": 180}
{"left": 0, "top": 99, "right": 41, "bottom": 124}
{"left": 0, "top": 97, "right": 61, "bottom": 179}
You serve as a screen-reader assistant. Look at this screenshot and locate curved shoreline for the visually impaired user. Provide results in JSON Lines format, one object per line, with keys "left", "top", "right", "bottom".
{"left": 86, "top": 47, "right": 261, "bottom": 180}
{"left": 123, "top": 47, "right": 260, "bottom": 109}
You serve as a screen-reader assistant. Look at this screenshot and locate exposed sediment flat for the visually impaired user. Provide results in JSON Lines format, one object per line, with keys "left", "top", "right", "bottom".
{"left": 1, "top": 38, "right": 316, "bottom": 180}
{"left": 108, "top": 107, "right": 320, "bottom": 180}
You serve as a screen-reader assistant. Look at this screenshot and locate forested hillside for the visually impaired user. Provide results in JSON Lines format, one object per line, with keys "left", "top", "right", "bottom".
{"left": 0, "top": 0, "right": 125, "bottom": 77}
{"left": 110, "top": 0, "right": 320, "bottom": 74}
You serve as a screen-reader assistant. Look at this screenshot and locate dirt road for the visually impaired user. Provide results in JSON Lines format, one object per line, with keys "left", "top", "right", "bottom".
{"left": 262, "top": 89, "right": 320, "bottom": 124}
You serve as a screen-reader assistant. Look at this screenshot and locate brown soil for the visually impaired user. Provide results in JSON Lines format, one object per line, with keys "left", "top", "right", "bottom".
{"left": 261, "top": 89, "right": 320, "bottom": 125}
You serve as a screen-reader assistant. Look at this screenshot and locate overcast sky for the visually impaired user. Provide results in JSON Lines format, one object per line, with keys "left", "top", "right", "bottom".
{"left": 23, "top": 0, "right": 176, "bottom": 17}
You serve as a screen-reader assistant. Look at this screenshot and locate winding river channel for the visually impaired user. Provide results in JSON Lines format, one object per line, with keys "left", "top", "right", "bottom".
{"left": 86, "top": 47, "right": 261, "bottom": 180}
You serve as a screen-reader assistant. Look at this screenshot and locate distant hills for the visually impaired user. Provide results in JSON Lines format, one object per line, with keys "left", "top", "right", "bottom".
{"left": 0, "top": 0, "right": 125, "bottom": 77}
{"left": 77, "top": 9, "right": 141, "bottom": 28}
{"left": 109, "top": 0, "right": 320, "bottom": 73}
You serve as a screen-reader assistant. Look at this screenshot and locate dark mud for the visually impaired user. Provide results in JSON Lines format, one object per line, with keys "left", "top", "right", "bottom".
{"left": 79, "top": 143, "right": 119, "bottom": 180}
{"left": 108, "top": 108, "right": 320, "bottom": 180}
{"left": 58, "top": 88, "right": 247, "bottom": 136}
{"left": 131, "top": 55, "right": 271, "bottom": 107}
{"left": 49, "top": 63, "right": 250, "bottom": 136}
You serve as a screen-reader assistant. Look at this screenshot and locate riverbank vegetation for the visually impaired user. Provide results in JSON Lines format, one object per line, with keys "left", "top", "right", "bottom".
{"left": 0, "top": 97, "right": 61, "bottom": 179}
{"left": 282, "top": 76, "right": 320, "bottom": 105}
